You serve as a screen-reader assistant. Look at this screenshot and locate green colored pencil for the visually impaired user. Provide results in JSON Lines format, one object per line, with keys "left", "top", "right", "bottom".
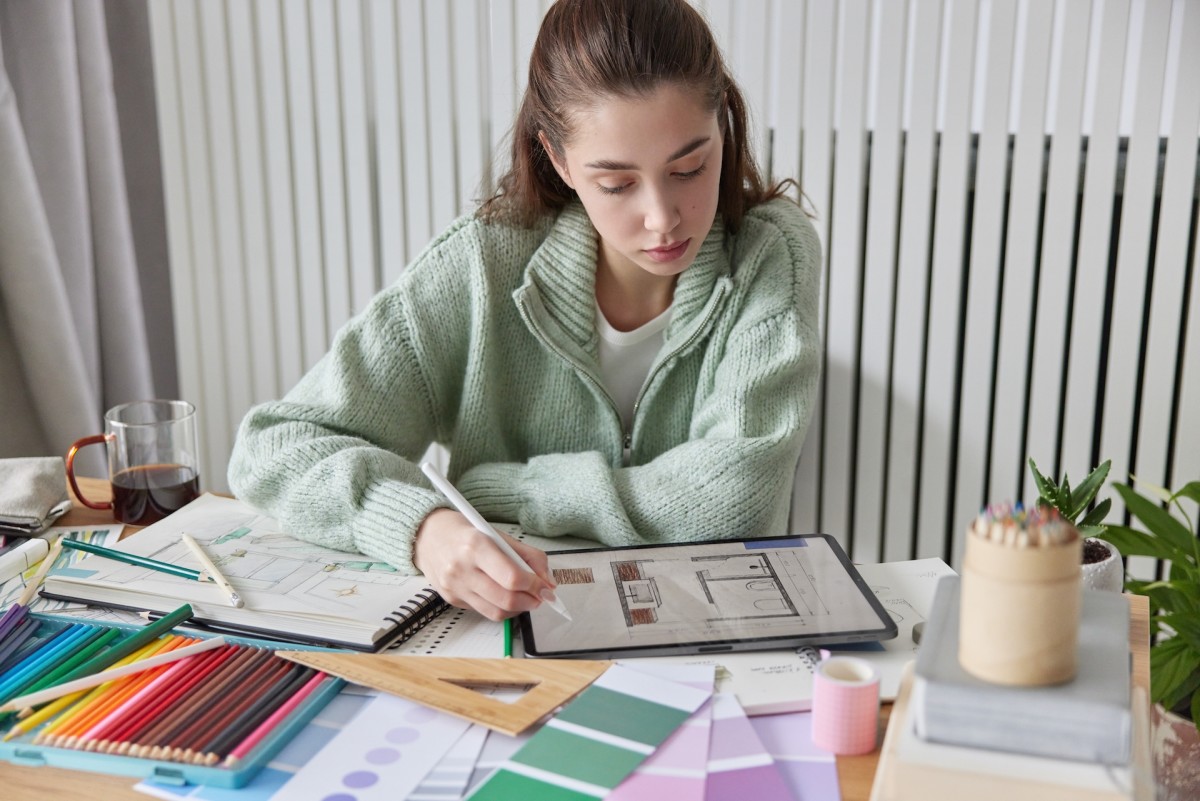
{"left": 60, "top": 539, "right": 205, "bottom": 582}
{"left": 503, "top": 618, "right": 513, "bottom": 658}
{"left": 53, "top": 604, "right": 194, "bottom": 685}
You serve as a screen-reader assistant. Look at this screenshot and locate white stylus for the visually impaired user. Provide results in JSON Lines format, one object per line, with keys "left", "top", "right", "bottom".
{"left": 420, "top": 461, "right": 571, "bottom": 621}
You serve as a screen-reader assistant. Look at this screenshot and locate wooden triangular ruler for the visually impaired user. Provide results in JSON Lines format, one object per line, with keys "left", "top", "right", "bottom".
{"left": 278, "top": 652, "right": 611, "bottom": 735}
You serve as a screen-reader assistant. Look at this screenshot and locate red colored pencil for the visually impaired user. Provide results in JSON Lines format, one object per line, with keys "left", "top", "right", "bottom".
{"left": 165, "top": 654, "right": 291, "bottom": 761}
{"left": 127, "top": 646, "right": 265, "bottom": 758}
{"left": 88, "top": 644, "right": 236, "bottom": 752}
{"left": 222, "top": 671, "right": 329, "bottom": 766}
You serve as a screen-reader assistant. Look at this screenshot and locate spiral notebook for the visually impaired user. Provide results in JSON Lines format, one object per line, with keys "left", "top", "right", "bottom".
{"left": 39, "top": 494, "right": 446, "bottom": 652}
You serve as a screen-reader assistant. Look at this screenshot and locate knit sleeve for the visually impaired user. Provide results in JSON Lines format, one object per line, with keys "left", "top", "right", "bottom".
{"left": 456, "top": 206, "right": 822, "bottom": 545}
{"left": 226, "top": 255, "right": 463, "bottom": 573}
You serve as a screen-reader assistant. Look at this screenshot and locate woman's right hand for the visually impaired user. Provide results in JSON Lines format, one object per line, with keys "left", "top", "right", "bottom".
{"left": 412, "top": 508, "right": 557, "bottom": 621}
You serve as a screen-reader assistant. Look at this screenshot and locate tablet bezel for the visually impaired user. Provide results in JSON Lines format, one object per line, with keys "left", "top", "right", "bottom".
{"left": 517, "top": 533, "right": 898, "bottom": 659}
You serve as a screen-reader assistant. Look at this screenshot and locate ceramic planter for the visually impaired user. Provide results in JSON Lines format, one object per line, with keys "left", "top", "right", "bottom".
{"left": 1153, "top": 702, "right": 1200, "bottom": 801}
{"left": 1081, "top": 537, "right": 1124, "bottom": 593}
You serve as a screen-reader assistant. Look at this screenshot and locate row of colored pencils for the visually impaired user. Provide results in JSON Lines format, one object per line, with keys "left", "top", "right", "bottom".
{"left": 0, "top": 615, "right": 330, "bottom": 767}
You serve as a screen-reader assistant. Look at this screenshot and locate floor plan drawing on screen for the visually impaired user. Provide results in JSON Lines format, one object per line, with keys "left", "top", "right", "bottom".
{"left": 555, "top": 549, "right": 830, "bottom": 629}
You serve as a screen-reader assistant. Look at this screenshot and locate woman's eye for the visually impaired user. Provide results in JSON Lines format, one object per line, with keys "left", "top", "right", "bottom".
{"left": 675, "top": 163, "right": 707, "bottom": 180}
{"left": 596, "top": 183, "right": 631, "bottom": 196}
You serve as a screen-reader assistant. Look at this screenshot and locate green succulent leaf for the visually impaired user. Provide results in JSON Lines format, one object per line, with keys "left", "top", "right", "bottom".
{"left": 1113, "top": 484, "right": 1196, "bottom": 557}
{"left": 1079, "top": 499, "right": 1112, "bottom": 528}
{"left": 1029, "top": 459, "right": 1053, "bottom": 501}
{"left": 1070, "top": 460, "right": 1111, "bottom": 519}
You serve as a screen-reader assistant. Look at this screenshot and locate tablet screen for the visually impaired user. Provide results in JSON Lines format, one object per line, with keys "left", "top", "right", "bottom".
{"left": 518, "top": 535, "right": 898, "bottom": 659}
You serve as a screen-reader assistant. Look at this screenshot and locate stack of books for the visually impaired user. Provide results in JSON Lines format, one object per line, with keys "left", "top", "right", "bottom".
{"left": 870, "top": 577, "right": 1153, "bottom": 801}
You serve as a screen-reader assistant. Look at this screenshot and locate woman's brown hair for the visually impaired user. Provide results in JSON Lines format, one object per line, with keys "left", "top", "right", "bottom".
{"left": 478, "top": 0, "right": 791, "bottom": 233}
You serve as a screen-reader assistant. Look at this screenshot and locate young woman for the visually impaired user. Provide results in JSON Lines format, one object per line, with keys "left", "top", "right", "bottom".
{"left": 227, "top": 0, "right": 821, "bottom": 621}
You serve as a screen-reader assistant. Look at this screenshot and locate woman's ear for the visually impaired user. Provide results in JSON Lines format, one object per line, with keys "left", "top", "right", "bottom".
{"left": 538, "top": 131, "right": 575, "bottom": 189}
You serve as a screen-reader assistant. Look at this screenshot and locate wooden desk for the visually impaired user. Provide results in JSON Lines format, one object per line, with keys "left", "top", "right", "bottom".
{"left": 5, "top": 478, "right": 1146, "bottom": 801}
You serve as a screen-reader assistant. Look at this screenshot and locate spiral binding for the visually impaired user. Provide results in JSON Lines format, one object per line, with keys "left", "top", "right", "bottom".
{"left": 379, "top": 589, "right": 448, "bottom": 648}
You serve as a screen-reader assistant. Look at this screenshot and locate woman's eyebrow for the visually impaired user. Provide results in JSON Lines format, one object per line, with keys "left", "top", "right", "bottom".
{"left": 584, "top": 136, "right": 711, "bottom": 171}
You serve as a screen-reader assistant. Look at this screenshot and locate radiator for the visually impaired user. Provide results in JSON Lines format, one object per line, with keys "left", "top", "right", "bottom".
{"left": 149, "top": 0, "right": 1200, "bottom": 571}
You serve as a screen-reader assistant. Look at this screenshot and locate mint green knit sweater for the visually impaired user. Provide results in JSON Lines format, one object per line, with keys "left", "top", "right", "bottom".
{"left": 227, "top": 198, "right": 821, "bottom": 573}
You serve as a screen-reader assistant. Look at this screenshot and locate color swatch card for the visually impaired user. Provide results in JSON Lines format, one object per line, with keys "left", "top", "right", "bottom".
{"left": 273, "top": 689, "right": 473, "bottom": 800}
{"left": 750, "top": 711, "right": 841, "bottom": 801}
{"left": 406, "top": 724, "right": 489, "bottom": 801}
{"left": 607, "top": 664, "right": 716, "bottom": 801}
{"left": 705, "top": 693, "right": 797, "bottom": 801}
{"left": 469, "top": 663, "right": 712, "bottom": 799}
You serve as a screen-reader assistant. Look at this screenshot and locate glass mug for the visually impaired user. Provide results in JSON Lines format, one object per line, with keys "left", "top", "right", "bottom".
{"left": 66, "top": 399, "right": 201, "bottom": 526}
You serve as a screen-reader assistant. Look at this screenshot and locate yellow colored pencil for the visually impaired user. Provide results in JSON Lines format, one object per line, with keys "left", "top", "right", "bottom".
{"left": 10, "top": 638, "right": 173, "bottom": 742}
{"left": 40, "top": 637, "right": 190, "bottom": 745}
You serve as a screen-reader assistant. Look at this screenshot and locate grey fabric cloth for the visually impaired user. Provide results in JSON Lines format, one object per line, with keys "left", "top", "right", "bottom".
{"left": 0, "top": 0, "right": 161, "bottom": 474}
{"left": 0, "top": 457, "right": 71, "bottom": 533}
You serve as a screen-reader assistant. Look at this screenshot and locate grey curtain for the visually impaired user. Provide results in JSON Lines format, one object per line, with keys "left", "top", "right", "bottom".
{"left": 0, "top": 0, "right": 171, "bottom": 474}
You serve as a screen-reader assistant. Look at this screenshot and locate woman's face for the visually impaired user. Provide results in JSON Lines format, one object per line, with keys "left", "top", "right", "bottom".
{"left": 544, "top": 83, "right": 724, "bottom": 284}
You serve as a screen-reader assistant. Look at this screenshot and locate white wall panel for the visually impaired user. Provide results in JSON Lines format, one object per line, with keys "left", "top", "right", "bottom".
{"left": 149, "top": 0, "right": 1198, "bottom": 579}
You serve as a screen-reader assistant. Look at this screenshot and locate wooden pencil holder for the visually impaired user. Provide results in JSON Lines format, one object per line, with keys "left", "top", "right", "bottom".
{"left": 958, "top": 515, "right": 1082, "bottom": 686}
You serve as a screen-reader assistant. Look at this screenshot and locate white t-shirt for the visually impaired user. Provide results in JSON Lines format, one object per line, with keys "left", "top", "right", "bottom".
{"left": 595, "top": 302, "right": 673, "bottom": 439}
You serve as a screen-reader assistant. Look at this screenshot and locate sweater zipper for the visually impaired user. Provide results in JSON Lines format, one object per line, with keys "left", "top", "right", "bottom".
{"left": 516, "top": 298, "right": 627, "bottom": 455}
{"left": 628, "top": 281, "right": 730, "bottom": 449}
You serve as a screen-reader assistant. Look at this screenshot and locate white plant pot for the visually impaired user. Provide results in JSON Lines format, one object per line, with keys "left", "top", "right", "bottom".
{"left": 1080, "top": 538, "right": 1123, "bottom": 593}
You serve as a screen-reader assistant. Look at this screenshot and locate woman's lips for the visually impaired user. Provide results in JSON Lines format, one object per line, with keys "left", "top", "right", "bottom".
{"left": 644, "top": 238, "right": 690, "bottom": 263}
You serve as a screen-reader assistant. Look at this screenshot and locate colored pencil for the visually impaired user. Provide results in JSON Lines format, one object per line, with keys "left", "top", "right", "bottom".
{"left": 180, "top": 533, "right": 243, "bottom": 608}
{"left": 52, "top": 604, "right": 194, "bottom": 687}
{"left": 504, "top": 618, "right": 513, "bottom": 657}
{"left": 160, "top": 651, "right": 285, "bottom": 760}
{"left": 0, "top": 619, "right": 40, "bottom": 669}
{"left": 133, "top": 646, "right": 266, "bottom": 758}
{"left": 5, "top": 638, "right": 178, "bottom": 740}
{"left": 101, "top": 645, "right": 241, "bottom": 754}
{"left": 81, "top": 644, "right": 234, "bottom": 751}
{"left": 177, "top": 657, "right": 300, "bottom": 762}
{"left": 15, "top": 539, "right": 62, "bottom": 607}
{"left": 0, "top": 625, "right": 93, "bottom": 701}
{"left": 1, "top": 636, "right": 225, "bottom": 714}
{"left": 222, "top": 670, "right": 328, "bottom": 766}
{"left": 192, "top": 663, "right": 313, "bottom": 763}
{"left": 0, "top": 624, "right": 83, "bottom": 685}
{"left": 40, "top": 638, "right": 188, "bottom": 745}
{"left": 59, "top": 539, "right": 205, "bottom": 582}
{"left": 21, "top": 627, "right": 122, "bottom": 697}
{"left": 0, "top": 604, "right": 28, "bottom": 642}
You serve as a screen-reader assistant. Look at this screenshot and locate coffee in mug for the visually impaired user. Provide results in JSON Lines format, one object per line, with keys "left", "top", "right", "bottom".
{"left": 66, "top": 400, "right": 201, "bottom": 526}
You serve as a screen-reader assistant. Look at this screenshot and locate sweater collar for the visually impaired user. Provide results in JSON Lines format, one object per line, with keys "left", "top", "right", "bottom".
{"left": 515, "top": 202, "right": 730, "bottom": 349}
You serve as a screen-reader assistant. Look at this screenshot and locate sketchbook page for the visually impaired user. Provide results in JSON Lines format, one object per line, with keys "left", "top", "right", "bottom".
{"left": 387, "top": 607, "right": 505, "bottom": 658}
{"left": 41, "top": 494, "right": 435, "bottom": 643}
{"left": 829, "top": 558, "right": 956, "bottom": 699}
{"left": 0, "top": 525, "right": 124, "bottom": 612}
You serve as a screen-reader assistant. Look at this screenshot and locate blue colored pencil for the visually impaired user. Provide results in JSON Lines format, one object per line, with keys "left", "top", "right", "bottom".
{"left": 0, "top": 625, "right": 92, "bottom": 700}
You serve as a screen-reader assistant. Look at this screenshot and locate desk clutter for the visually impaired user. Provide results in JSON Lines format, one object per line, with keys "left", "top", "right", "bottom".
{"left": 869, "top": 508, "right": 1152, "bottom": 801}
{"left": 0, "top": 606, "right": 342, "bottom": 787}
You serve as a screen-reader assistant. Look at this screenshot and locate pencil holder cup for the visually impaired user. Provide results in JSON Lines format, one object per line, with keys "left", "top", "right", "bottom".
{"left": 959, "top": 509, "right": 1082, "bottom": 686}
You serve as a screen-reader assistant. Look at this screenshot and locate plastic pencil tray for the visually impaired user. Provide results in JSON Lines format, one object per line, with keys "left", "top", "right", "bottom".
{"left": 0, "top": 613, "right": 347, "bottom": 788}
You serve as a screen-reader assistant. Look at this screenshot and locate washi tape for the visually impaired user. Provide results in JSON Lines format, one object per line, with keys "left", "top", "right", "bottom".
{"left": 810, "top": 656, "right": 880, "bottom": 755}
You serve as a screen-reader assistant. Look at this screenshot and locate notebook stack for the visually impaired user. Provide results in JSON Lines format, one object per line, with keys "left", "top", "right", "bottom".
{"left": 870, "top": 577, "right": 1152, "bottom": 801}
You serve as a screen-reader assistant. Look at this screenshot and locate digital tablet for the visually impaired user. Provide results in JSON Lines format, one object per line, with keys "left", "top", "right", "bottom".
{"left": 518, "top": 534, "right": 898, "bottom": 659}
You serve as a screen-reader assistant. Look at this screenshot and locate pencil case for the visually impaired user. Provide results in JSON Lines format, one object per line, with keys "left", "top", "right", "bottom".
{"left": 0, "top": 614, "right": 345, "bottom": 788}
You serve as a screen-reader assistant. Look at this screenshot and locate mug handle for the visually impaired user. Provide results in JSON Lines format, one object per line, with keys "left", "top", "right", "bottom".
{"left": 66, "top": 434, "right": 114, "bottom": 510}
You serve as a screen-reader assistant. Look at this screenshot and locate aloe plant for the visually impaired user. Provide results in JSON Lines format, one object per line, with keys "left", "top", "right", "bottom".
{"left": 1028, "top": 458, "right": 1112, "bottom": 538}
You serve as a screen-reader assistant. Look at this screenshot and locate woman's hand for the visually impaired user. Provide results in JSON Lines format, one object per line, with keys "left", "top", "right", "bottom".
{"left": 412, "top": 508, "right": 557, "bottom": 620}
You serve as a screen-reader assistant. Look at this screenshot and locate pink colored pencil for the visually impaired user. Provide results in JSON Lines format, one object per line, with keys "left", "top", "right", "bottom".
{"left": 223, "top": 671, "right": 329, "bottom": 765}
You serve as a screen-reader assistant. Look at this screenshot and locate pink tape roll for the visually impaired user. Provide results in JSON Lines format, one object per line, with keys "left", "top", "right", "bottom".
{"left": 811, "top": 655, "right": 880, "bottom": 755}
